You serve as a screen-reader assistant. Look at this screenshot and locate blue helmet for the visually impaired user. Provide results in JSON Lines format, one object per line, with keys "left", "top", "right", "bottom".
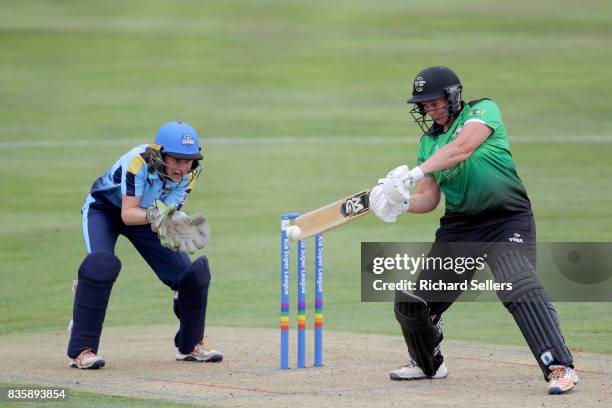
{"left": 154, "top": 121, "right": 203, "bottom": 160}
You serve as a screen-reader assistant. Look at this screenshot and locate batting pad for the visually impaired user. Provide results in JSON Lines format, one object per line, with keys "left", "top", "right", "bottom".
{"left": 492, "top": 250, "right": 574, "bottom": 377}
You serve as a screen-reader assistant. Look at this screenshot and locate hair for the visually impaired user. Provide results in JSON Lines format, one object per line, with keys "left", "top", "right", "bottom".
{"left": 141, "top": 146, "right": 157, "bottom": 173}
{"left": 142, "top": 146, "right": 200, "bottom": 173}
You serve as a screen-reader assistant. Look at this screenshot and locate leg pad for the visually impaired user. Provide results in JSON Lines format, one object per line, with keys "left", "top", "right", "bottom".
{"left": 492, "top": 251, "right": 573, "bottom": 377}
{"left": 394, "top": 291, "right": 444, "bottom": 376}
{"left": 67, "top": 252, "right": 121, "bottom": 358}
{"left": 174, "top": 256, "right": 211, "bottom": 353}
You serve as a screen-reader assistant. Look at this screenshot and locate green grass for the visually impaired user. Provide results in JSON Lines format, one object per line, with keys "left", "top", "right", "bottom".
{"left": 0, "top": 383, "right": 212, "bottom": 408}
{"left": 1, "top": 0, "right": 612, "bottom": 140}
{"left": 1, "top": 141, "right": 611, "bottom": 354}
{"left": 1, "top": 0, "right": 612, "bottom": 380}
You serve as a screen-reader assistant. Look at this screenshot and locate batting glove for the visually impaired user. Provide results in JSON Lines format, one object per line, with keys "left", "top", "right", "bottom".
{"left": 386, "top": 164, "right": 425, "bottom": 187}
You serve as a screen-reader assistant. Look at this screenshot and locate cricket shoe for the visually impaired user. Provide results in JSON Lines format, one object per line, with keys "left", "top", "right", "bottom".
{"left": 389, "top": 359, "right": 448, "bottom": 380}
{"left": 547, "top": 365, "right": 579, "bottom": 394}
{"left": 69, "top": 349, "right": 105, "bottom": 369}
{"left": 176, "top": 341, "right": 224, "bottom": 363}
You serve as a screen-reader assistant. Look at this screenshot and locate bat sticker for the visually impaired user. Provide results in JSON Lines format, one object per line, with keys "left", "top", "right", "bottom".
{"left": 340, "top": 191, "right": 370, "bottom": 217}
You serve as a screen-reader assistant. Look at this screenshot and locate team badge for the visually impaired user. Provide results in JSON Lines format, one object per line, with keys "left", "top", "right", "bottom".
{"left": 414, "top": 76, "right": 426, "bottom": 92}
{"left": 471, "top": 109, "right": 484, "bottom": 116}
{"left": 181, "top": 134, "right": 195, "bottom": 145}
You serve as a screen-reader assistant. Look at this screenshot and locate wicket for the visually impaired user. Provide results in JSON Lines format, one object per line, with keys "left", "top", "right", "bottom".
{"left": 280, "top": 213, "right": 324, "bottom": 369}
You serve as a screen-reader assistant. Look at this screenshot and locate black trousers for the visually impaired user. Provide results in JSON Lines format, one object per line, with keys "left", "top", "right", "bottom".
{"left": 403, "top": 213, "right": 574, "bottom": 377}
{"left": 415, "top": 215, "right": 536, "bottom": 317}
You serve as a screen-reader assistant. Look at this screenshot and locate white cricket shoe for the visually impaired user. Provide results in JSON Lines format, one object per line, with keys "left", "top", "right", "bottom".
{"left": 69, "top": 349, "right": 105, "bottom": 369}
{"left": 548, "top": 365, "right": 579, "bottom": 394}
{"left": 389, "top": 359, "right": 448, "bottom": 380}
{"left": 176, "top": 340, "right": 224, "bottom": 363}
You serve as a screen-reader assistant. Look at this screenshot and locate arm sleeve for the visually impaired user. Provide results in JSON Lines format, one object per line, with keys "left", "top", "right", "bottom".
{"left": 464, "top": 100, "right": 502, "bottom": 135}
{"left": 121, "top": 154, "right": 147, "bottom": 197}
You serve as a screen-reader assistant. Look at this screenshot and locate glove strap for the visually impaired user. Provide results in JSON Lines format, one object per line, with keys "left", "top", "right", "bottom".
{"left": 145, "top": 206, "right": 157, "bottom": 224}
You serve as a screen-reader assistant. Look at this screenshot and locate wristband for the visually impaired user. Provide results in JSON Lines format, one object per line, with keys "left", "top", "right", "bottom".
{"left": 410, "top": 166, "right": 424, "bottom": 181}
{"left": 404, "top": 166, "right": 424, "bottom": 187}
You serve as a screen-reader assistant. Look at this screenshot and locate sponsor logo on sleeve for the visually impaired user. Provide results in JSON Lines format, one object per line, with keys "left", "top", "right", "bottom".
{"left": 471, "top": 108, "right": 485, "bottom": 116}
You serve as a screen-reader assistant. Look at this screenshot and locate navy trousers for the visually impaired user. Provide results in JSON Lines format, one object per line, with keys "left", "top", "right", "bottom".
{"left": 67, "top": 196, "right": 206, "bottom": 358}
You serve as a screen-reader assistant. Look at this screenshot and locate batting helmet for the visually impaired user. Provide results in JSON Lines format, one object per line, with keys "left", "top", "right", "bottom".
{"left": 407, "top": 66, "right": 463, "bottom": 134}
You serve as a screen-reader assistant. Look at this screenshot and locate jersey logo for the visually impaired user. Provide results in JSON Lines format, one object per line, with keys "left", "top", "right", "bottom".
{"left": 441, "top": 161, "right": 466, "bottom": 180}
{"left": 181, "top": 134, "right": 195, "bottom": 145}
{"left": 414, "top": 76, "right": 426, "bottom": 92}
{"left": 471, "top": 108, "right": 485, "bottom": 116}
{"left": 340, "top": 191, "right": 370, "bottom": 217}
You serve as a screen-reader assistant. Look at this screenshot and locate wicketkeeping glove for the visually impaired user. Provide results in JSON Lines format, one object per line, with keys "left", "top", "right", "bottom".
{"left": 158, "top": 211, "right": 210, "bottom": 254}
{"left": 146, "top": 200, "right": 177, "bottom": 229}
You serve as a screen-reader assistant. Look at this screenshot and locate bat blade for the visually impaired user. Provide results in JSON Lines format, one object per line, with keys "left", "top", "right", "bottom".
{"left": 293, "top": 189, "right": 371, "bottom": 239}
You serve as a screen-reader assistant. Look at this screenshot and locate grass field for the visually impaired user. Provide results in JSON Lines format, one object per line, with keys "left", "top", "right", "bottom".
{"left": 1, "top": 0, "right": 612, "bottom": 405}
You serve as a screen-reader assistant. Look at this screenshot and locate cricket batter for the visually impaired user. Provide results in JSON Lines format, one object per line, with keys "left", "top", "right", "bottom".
{"left": 369, "top": 66, "right": 578, "bottom": 394}
{"left": 67, "top": 121, "right": 223, "bottom": 369}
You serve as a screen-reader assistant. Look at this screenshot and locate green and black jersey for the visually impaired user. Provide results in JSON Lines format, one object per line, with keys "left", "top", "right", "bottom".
{"left": 416, "top": 98, "right": 531, "bottom": 225}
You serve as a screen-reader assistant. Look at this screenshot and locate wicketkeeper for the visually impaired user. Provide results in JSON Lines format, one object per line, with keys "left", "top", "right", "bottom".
{"left": 369, "top": 66, "right": 578, "bottom": 394}
{"left": 67, "top": 121, "right": 223, "bottom": 369}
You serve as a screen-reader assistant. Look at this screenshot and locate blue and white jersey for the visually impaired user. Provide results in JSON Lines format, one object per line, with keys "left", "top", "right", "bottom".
{"left": 88, "top": 144, "right": 196, "bottom": 210}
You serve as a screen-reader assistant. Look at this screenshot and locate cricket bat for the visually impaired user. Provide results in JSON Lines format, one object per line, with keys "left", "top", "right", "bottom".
{"left": 292, "top": 189, "right": 371, "bottom": 240}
